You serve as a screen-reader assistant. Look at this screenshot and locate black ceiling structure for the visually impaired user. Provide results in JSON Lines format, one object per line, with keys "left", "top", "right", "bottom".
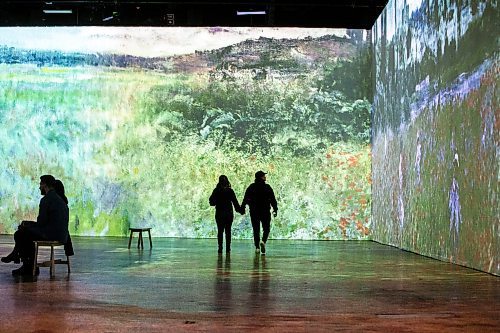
{"left": 0, "top": 1, "right": 388, "bottom": 29}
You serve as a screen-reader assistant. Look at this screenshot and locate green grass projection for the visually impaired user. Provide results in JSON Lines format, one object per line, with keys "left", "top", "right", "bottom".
{"left": 0, "top": 56, "right": 371, "bottom": 239}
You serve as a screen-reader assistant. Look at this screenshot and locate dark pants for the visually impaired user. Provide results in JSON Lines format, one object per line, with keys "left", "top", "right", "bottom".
{"left": 215, "top": 213, "right": 233, "bottom": 251}
{"left": 250, "top": 210, "right": 271, "bottom": 248}
{"left": 13, "top": 227, "right": 46, "bottom": 266}
{"left": 10, "top": 223, "right": 72, "bottom": 265}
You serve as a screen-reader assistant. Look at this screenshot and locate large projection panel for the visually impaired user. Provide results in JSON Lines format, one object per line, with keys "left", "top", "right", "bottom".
{"left": 0, "top": 27, "right": 372, "bottom": 240}
{"left": 372, "top": 0, "right": 499, "bottom": 274}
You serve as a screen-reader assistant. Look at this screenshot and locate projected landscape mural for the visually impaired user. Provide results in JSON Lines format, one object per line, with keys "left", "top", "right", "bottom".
{"left": 372, "top": 0, "right": 499, "bottom": 274}
{"left": 0, "top": 27, "right": 372, "bottom": 239}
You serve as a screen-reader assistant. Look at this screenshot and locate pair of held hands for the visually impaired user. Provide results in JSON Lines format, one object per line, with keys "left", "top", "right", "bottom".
{"left": 238, "top": 207, "right": 278, "bottom": 218}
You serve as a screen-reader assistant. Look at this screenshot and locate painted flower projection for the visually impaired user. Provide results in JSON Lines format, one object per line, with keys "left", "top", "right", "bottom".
{"left": 0, "top": 27, "right": 372, "bottom": 240}
{"left": 372, "top": 0, "right": 499, "bottom": 274}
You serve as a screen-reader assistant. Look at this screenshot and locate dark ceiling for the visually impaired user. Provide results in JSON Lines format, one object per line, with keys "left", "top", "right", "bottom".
{"left": 0, "top": 1, "right": 388, "bottom": 29}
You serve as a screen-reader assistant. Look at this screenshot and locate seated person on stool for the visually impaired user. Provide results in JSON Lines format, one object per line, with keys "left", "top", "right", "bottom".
{"left": 1, "top": 175, "right": 69, "bottom": 276}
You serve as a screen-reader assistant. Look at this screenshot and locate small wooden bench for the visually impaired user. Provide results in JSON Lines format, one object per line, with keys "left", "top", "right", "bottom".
{"left": 128, "top": 227, "right": 152, "bottom": 249}
{"left": 33, "top": 241, "right": 71, "bottom": 277}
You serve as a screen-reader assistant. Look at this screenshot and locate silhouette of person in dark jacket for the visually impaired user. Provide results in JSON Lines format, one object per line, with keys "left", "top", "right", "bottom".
{"left": 2, "top": 175, "right": 69, "bottom": 276}
{"left": 209, "top": 175, "right": 242, "bottom": 254}
{"left": 241, "top": 171, "right": 278, "bottom": 255}
{"left": 53, "top": 179, "right": 74, "bottom": 257}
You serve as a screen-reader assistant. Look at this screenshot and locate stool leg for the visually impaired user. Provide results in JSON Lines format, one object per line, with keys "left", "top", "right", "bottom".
{"left": 128, "top": 231, "right": 133, "bottom": 249}
{"left": 32, "top": 242, "right": 39, "bottom": 276}
{"left": 139, "top": 232, "right": 144, "bottom": 249}
{"left": 148, "top": 229, "right": 152, "bottom": 249}
{"left": 50, "top": 245, "right": 55, "bottom": 277}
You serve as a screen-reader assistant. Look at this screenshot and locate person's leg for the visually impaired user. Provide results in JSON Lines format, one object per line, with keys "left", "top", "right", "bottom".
{"left": 1, "top": 231, "right": 21, "bottom": 263}
{"left": 250, "top": 212, "right": 261, "bottom": 250}
{"left": 224, "top": 219, "right": 233, "bottom": 253}
{"left": 1, "top": 221, "right": 36, "bottom": 264}
{"left": 11, "top": 228, "right": 37, "bottom": 275}
{"left": 216, "top": 217, "right": 224, "bottom": 253}
{"left": 261, "top": 211, "right": 271, "bottom": 244}
{"left": 14, "top": 229, "right": 30, "bottom": 261}
{"left": 260, "top": 211, "right": 271, "bottom": 255}
{"left": 1, "top": 248, "right": 20, "bottom": 263}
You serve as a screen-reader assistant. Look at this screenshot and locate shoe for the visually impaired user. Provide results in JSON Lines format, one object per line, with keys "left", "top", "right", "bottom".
{"left": 1, "top": 252, "right": 21, "bottom": 264}
{"left": 255, "top": 247, "right": 260, "bottom": 253}
{"left": 218, "top": 248, "right": 223, "bottom": 254}
{"left": 12, "top": 265, "right": 33, "bottom": 276}
{"left": 259, "top": 241, "right": 266, "bottom": 255}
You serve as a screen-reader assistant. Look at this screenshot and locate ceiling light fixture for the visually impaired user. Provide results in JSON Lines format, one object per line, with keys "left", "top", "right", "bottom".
{"left": 236, "top": 10, "right": 266, "bottom": 16}
{"left": 103, "top": 11, "right": 119, "bottom": 22}
{"left": 43, "top": 9, "right": 73, "bottom": 14}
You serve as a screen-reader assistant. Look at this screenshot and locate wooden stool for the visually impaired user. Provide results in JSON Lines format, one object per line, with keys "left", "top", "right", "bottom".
{"left": 128, "top": 227, "right": 152, "bottom": 249}
{"left": 33, "top": 241, "right": 71, "bottom": 277}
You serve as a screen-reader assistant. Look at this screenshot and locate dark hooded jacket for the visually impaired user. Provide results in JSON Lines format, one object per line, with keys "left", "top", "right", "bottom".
{"left": 209, "top": 187, "right": 241, "bottom": 219}
{"left": 242, "top": 178, "right": 278, "bottom": 214}
{"left": 31, "top": 189, "right": 69, "bottom": 243}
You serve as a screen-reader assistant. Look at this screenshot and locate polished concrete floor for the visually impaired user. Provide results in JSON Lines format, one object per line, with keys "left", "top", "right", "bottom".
{"left": 0, "top": 236, "right": 498, "bottom": 332}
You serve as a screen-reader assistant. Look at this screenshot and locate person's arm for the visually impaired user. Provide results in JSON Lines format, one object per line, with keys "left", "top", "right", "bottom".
{"left": 36, "top": 196, "right": 50, "bottom": 226}
{"left": 241, "top": 185, "right": 253, "bottom": 209}
{"left": 240, "top": 185, "right": 253, "bottom": 215}
{"left": 209, "top": 188, "right": 218, "bottom": 206}
{"left": 268, "top": 186, "right": 278, "bottom": 217}
{"left": 230, "top": 189, "right": 242, "bottom": 213}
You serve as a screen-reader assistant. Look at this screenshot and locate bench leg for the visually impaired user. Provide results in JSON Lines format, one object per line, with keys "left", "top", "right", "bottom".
{"left": 67, "top": 256, "right": 71, "bottom": 274}
{"left": 128, "top": 231, "right": 134, "bottom": 249}
{"left": 147, "top": 229, "right": 152, "bottom": 249}
{"left": 33, "top": 242, "right": 39, "bottom": 276}
{"left": 139, "top": 232, "right": 144, "bottom": 249}
{"left": 50, "top": 245, "right": 55, "bottom": 277}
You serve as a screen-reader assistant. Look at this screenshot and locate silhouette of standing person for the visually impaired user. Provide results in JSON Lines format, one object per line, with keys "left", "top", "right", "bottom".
{"left": 241, "top": 171, "right": 278, "bottom": 255}
{"left": 209, "top": 175, "right": 242, "bottom": 254}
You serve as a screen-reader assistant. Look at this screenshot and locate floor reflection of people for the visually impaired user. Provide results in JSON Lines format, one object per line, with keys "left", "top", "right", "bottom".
{"left": 248, "top": 253, "right": 270, "bottom": 313}
{"left": 213, "top": 254, "right": 232, "bottom": 312}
